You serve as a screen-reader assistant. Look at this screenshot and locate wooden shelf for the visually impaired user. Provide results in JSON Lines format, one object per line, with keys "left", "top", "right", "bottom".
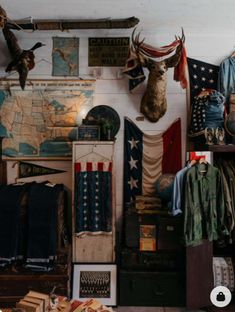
{"left": 208, "top": 144, "right": 235, "bottom": 152}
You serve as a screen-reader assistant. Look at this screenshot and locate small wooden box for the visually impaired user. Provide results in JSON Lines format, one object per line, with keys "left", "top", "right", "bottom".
{"left": 77, "top": 125, "right": 100, "bottom": 141}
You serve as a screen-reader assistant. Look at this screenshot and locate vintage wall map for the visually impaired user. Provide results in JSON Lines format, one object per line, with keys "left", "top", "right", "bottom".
{"left": 0, "top": 80, "right": 95, "bottom": 157}
{"left": 52, "top": 37, "right": 79, "bottom": 76}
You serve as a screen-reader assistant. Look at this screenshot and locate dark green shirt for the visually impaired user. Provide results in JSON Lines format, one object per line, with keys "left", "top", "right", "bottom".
{"left": 184, "top": 163, "right": 228, "bottom": 246}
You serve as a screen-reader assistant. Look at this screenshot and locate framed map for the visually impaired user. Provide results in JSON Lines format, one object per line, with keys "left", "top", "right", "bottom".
{"left": 0, "top": 80, "right": 95, "bottom": 157}
{"left": 52, "top": 37, "right": 79, "bottom": 76}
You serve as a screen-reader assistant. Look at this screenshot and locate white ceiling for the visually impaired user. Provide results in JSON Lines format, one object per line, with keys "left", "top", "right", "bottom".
{"left": 1, "top": 0, "right": 235, "bottom": 35}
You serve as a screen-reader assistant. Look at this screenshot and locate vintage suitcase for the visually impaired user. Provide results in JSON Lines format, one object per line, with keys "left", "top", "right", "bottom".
{"left": 119, "top": 270, "right": 186, "bottom": 306}
{"left": 158, "top": 216, "right": 183, "bottom": 250}
{"left": 121, "top": 248, "right": 185, "bottom": 271}
{"left": 125, "top": 211, "right": 183, "bottom": 250}
{"left": 124, "top": 211, "right": 158, "bottom": 248}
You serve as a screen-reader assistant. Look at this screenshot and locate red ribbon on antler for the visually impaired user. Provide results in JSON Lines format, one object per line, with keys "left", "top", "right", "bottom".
{"left": 138, "top": 37, "right": 188, "bottom": 89}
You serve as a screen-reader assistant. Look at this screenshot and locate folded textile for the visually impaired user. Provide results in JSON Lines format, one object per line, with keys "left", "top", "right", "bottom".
{"left": 26, "top": 183, "right": 64, "bottom": 271}
{"left": 0, "top": 183, "right": 29, "bottom": 266}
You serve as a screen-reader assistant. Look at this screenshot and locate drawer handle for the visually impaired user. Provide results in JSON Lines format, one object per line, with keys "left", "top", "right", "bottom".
{"left": 154, "top": 290, "right": 164, "bottom": 296}
{"left": 130, "top": 279, "right": 136, "bottom": 290}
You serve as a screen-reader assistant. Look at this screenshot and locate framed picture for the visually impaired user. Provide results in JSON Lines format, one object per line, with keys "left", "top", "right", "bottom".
{"left": 77, "top": 125, "right": 100, "bottom": 141}
{"left": 72, "top": 263, "right": 117, "bottom": 306}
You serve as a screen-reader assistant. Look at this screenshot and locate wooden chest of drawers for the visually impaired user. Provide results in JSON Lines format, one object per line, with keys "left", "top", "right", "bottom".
{"left": 0, "top": 264, "right": 70, "bottom": 308}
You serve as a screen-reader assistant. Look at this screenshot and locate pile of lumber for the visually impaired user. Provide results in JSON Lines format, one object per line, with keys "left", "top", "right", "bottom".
{"left": 16, "top": 291, "right": 50, "bottom": 312}
{"left": 14, "top": 292, "right": 113, "bottom": 312}
{"left": 73, "top": 299, "right": 113, "bottom": 312}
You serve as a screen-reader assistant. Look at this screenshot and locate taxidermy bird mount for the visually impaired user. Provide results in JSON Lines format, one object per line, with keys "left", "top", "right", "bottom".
{"left": 2, "top": 24, "right": 45, "bottom": 90}
{"left": 0, "top": 6, "right": 7, "bottom": 29}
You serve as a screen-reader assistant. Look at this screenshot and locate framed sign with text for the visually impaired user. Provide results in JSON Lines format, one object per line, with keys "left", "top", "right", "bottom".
{"left": 89, "top": 37, "right": 130, "bottom": 67}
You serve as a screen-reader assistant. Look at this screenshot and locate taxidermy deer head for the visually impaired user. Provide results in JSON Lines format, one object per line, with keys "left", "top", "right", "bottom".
{"left": 131, "top": 29, "right": 185, "bottom": 122}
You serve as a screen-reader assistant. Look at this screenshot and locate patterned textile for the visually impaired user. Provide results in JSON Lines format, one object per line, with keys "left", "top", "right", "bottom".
{"left": 75, "top": 162, "right": 112, "bottom": 236}
{"left": 124, "top": 117, "right": 182, "bottom": 206}
{"left": 123, "top": 45, "right": 146, "bottom": 92}
{"left": 213, "top": 257, "right": 234, "bottom": 291}
{"left": 188, "top": 95, "right": 207, "bottom": 135}
{"left": 187, "top": 58, "right": 225, "bottom": 137}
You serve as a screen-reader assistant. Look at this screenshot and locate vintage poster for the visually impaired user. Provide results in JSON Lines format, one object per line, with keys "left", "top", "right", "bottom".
{"left": 139, "top": 224, "right": 157, "bottom": 251}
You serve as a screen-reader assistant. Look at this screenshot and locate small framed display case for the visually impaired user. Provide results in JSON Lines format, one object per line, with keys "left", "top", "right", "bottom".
{"left": 77, "top": 125, "right": 100, "bottom": 141}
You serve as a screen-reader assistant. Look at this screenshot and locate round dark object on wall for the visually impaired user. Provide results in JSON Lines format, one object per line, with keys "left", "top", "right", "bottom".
{"left": 85, "top": 105, "right": 120, "bottom": 140}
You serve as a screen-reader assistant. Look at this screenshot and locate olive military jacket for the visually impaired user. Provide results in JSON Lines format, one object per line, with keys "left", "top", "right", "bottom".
{"left": 184, "top": 162, "right": 229, "bottom": 246}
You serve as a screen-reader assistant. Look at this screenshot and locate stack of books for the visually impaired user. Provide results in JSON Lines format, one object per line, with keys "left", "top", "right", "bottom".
{"left": 16, "top": 291, "right": 50, "bottom": 312}
{"left": 73, "top": 299, "right": 113, "bottom": 312}
{"left": 134, "top": 195, "right": 166, "bottom": 214}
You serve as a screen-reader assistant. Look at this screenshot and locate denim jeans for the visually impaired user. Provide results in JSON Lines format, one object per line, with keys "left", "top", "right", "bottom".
{"left": 26, "top": 182, "right": 64, "bottom": 271}
{"left": 0, "top": 184, "right": 29, "bottom": 267}
{"left": 204, "top": 91, "right": 225, "bottom": 128}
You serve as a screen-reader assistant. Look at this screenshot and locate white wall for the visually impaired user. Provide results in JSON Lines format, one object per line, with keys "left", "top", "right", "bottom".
{"left": 0, "top": 0, "right": 234, "bottom": 228}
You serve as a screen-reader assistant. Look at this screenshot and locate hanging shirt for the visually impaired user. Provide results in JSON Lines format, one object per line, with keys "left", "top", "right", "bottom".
{"left": 184, "top": 162, "right": 229, "bottom": 246}
{"left": 217, "top": 57, "right": 235, "bottom": 105}
{"left": 171, "top": 163, "right": 191, "bottom": 216}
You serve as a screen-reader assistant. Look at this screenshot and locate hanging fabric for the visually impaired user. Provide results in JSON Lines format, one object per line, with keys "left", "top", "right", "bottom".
{"left": 74, "top": 161, "right": 112, "bottom": 236}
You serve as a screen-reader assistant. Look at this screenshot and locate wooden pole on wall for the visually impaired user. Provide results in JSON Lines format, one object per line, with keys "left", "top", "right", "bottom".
{"left": 7, "top": 16, "right": 139, "bottom": 31}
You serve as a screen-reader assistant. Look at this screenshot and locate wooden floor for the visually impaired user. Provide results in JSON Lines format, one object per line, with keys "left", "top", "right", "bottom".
{"left": 114, "top": 307, "right": 205, "bottom": 312}
{"left": 2, "top": 306, "right": 206, "bottom": 312}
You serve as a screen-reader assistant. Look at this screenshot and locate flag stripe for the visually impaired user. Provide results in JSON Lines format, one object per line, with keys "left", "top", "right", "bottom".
{"left": 142, "top": 132, "right": 163, "bottom": 195}
{"left": 162, "top": 118, "right": 182, "bottom": 174}
{"left": 75, "top": 162, "right": 112, "bottom": 172}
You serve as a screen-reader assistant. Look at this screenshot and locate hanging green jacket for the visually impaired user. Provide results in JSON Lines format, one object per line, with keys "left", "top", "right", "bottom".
{"left": 184, "top": 162, "right": 229, "bottom": 246}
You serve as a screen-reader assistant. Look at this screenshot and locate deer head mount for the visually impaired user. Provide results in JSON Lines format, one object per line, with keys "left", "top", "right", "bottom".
{"left": 131, "top": 28, "right": 185, "bottom": 122}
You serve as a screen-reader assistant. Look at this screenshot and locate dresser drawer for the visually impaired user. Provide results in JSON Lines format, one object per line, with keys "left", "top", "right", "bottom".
{"left": 119, "top": 270, "right": 185, "bottom": 306}
{"left": 0, "top": 274, "right": 69, "bottom": 297}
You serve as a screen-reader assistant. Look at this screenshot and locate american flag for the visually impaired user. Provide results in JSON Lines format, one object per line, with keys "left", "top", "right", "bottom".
{"left": 124, "top": 117, "right": 182, "bottom": 207}
{"left": 187, "top": 57, "right": 219, "bottom": 100}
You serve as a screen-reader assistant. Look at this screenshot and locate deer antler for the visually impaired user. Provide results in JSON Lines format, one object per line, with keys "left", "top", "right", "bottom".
{"left": 131, "top": 27, "right": 145, "bottom": 50}
{"left": 131, "top": 27, "right": 147, "bottom": 65}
